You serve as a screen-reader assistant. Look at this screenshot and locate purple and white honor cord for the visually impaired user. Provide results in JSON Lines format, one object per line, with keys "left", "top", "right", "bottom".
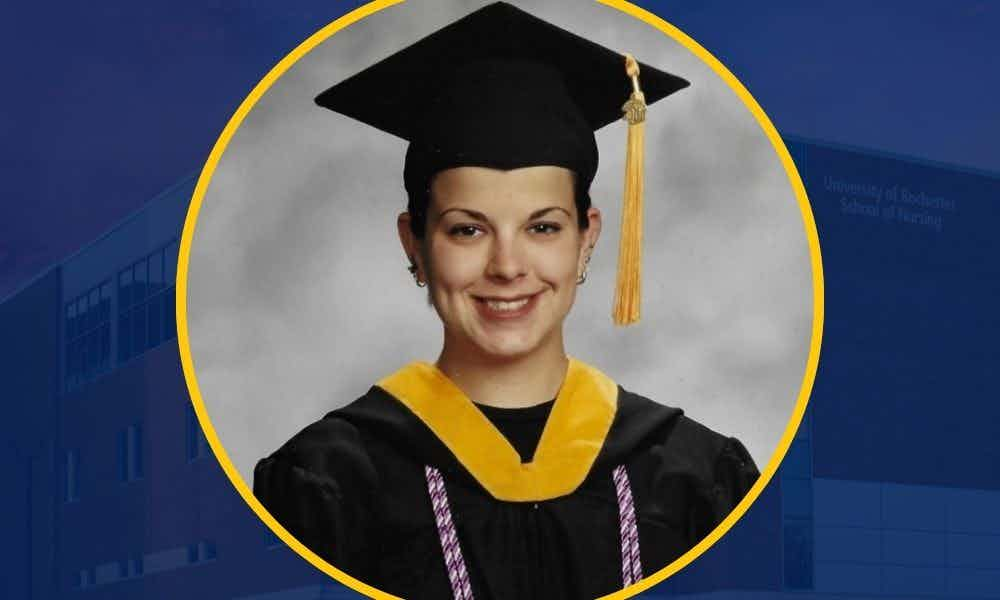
{"left": 425, "top": 465, "right": 475, "bottom": 600}
{"left": 613, "top": 464, "right": 643, "bottom": 586}
{"left": 425, "top": 464, "right": 643, "bottom": 598}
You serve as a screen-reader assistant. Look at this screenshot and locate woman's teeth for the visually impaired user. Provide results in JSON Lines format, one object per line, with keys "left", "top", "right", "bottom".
{"left": 485, "top": 298, "right": 530, "bottom": 312}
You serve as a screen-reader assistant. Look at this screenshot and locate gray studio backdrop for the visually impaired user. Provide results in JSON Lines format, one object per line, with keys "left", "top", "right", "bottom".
{"left": 186, "top": 0, "right": 814, "bottom": 485}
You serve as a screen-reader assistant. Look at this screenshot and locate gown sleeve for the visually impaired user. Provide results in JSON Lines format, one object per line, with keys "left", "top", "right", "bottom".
{"left": 689, "top": 436, "right": 760, "bottom": 541}
{"left": 709, "top": 437, "right": 760, "bottom": 516}
{"left": 252, "top": 417, "right": 380, "bottom": 582}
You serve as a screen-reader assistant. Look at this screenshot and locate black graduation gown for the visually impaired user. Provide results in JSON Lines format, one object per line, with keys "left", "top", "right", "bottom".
{"left": 253, "top": 366, "right": 759, "bottom": 600}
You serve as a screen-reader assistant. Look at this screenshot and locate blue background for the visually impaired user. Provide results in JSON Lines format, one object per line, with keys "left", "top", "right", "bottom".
{"left": 2, "top": 1, "right": 998, "bottom": 598}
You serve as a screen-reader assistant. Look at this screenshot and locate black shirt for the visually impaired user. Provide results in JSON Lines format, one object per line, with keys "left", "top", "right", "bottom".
{"left": 475, "top": 400, "right": 555, "bottom": 463}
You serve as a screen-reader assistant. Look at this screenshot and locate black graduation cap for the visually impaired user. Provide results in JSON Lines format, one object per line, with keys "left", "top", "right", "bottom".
{"left": 315, "top": 1, "right": 689, "bottom": 324}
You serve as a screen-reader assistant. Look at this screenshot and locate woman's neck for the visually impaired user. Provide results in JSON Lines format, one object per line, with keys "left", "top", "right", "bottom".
{"left": 435, "top": 338, "right": 569, "bottom": 409}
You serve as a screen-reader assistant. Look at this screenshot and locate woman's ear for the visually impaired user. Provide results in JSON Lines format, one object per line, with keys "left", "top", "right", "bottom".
{"left": 581, "top": 206, "right": 603, "bottom": 262}
{"left": 397, "top": 212, "right": 425, "bottom": 284}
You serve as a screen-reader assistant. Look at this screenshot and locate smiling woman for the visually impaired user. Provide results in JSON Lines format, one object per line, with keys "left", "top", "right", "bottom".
{"left": 248, "top": 3, "right": 761, "bottom": 599}
{"left": 400, "top": 166, "right": 601, "bottom": 393}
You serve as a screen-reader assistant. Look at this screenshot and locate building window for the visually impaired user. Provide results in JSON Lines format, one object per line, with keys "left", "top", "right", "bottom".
{"left": 117, "top": 555, "right": 144, "bottom": 579}
{"left": 186, "top": 404, "right": 209, "bottom": 462}
{"left": 74, "top": 566, "right": 96, "bottom": 589}
{"left": 187, "top": 540, "right": 217, "bottom": 564}
{"left": 118, "top": 423, "right": 144, "bottom": 482}
{"left": 131, "top": 556, "right": 144, "bottom": 577}
{"left": 118, "top": 239, "right": 179, "bottom": 363}
{"left": 782, "top": 408, "right": 814, "bottom": 590}
{"left": 64, "top": 449, "right": 80, "bottom": 503}
{"left": 63, "top": 280, "right": 112, "bottom": 391}
{"left": 783, "top": 519, "right": 814, "bottom": 589}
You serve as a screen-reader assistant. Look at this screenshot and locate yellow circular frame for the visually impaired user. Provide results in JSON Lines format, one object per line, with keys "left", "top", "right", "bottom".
{"left": 176, "top": 1, "right": 825, "bottom": 598}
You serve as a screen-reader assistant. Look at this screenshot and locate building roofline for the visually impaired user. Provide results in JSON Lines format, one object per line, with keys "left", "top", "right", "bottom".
{"left": 782, "top": 133, "right": 1000, "bottom": 181}
{"left": 0, "top": 172, "right": 198, "bottom": 306}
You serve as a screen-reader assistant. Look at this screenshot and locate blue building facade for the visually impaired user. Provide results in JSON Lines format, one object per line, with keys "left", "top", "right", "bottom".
{"left": 3, "top": 138, "right": 999, "bottom": 599}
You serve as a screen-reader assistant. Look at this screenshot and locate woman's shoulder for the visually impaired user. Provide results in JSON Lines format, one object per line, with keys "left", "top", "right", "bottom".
{"left": 613, "top": 386, "right": 758, "bottom": 481}
{"left": 251, "top": 391, "right": 393, "bottom": 576}
{"left": 253, "top": 388, "right": 395, "bottom": 484}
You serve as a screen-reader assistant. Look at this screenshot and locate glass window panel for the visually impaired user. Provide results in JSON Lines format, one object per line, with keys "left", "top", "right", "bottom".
{"left": 118, "top": 313, "right": 131, "bottom": 363}
{"left": 100, "top": 323, "right": 111, "bottom": 369}
{"left": 147, "top": 294, "right": 162, "bottom": 348}
{"left": 187, "top": 543, "right": 199, "bottom": 564}
{"left": 201, "top": 540, "right": 217, "bottom": 560}
{"left": 149, "top": 251, "right": 163, "bottom": 294}
{"left": 133, "top": 260, "right": 147, "bottom": 303}
{"left": 119, "top": 269, "right": 133, "bottom": 310}
{"left": 783, "top": 519, "right": 814, "bottom": 589}
{"left": 101, "top": 281, "right": 112, "bottom": 321}
{"left": 132, "top": 305, "right": 147, "bottom": 356}
{"left": 77, "top": 297, "right": 87, "bottom": 328}
{"left": 66, "top": 304, "right": 76, "bottom": 339}
{"left": 86, "top": 289, "right": 98, "bottom": 330}
{"left": 165, "top": 239, "right": 178, "bottom": 284}
{"left": 164, "top": 290, "right": 176, "bottom": 340}
{"left": 79, "top": 294, "right": 88, "bottom": 331}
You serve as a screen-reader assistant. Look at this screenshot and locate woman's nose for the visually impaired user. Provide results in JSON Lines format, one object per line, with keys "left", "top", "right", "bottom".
{"left": 485, "top": 235, "right": 527, "bottom": 281}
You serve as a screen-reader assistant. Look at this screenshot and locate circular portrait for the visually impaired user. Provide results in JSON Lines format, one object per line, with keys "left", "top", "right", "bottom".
{"left": 180, "top": 0, "right": 820, "bottom": 598}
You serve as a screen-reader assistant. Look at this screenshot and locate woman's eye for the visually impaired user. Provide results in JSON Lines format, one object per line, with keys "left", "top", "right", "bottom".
{"left": 448, "top": 225, "right": 483, "bottom": 238}
{"left": 529, "top": 222, "right": 562, "bottom": 235}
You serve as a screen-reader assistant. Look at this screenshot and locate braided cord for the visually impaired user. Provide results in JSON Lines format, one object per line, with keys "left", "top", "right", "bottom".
{"left": 613, "top": 464, "right": 643, "bottom": 586}
{"left": 425, "top": 465, "right": 475, "bottom": 600}
{"left": 425, "top": 464, "right": 642, "bottom": 595}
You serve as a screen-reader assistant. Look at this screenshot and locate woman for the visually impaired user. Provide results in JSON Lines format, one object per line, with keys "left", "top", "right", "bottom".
{"left": 254, "top": 3, "right": 759, "bottom": 598}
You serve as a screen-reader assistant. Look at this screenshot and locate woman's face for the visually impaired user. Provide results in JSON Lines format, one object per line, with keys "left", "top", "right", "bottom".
{"left": 400, "top": 166, "right": 601, "bottom": 361}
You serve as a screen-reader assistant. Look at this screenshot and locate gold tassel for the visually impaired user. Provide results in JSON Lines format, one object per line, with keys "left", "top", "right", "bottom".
{"left": 613, "top": 54, "right": 646, "bottom": 326}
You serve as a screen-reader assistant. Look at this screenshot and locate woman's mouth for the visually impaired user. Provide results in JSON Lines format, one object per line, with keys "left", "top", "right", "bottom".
{"left": 473, "top": 292, "right": 541, "bottom": 320}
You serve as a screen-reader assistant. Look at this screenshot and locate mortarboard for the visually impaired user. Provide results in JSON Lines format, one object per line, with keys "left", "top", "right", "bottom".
{"left": 315, "top": 1, "right": 688, "bottom": 325}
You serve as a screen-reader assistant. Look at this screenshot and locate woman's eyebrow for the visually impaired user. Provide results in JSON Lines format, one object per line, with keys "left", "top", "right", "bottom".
{"left": 529, "top": 206, "right": 573, "bottom": 219}
{"left": 438, "top": 208, "right": 489, "bottom": 221}
{"left": 437, "top": 206, "right": 571, "bottom": 221}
